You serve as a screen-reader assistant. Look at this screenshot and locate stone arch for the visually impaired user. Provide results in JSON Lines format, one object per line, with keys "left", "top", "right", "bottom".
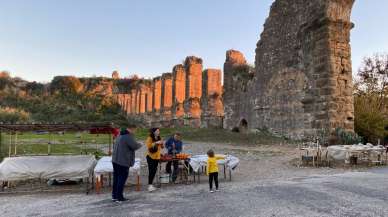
{"left": 239, "top": 119, "right": 248, "bottom": 132}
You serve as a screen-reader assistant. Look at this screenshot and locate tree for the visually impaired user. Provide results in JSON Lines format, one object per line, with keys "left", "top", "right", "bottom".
{"left": 50, "top": 76, "right": 84, "bottom": 95}
{"left": 354, "top": 53, "right": 388, "bottom": 144}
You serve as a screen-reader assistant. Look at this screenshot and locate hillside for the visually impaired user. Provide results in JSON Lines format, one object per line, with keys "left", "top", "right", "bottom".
{"left": 0, "top": 71, "right": 132, "bottom": 125}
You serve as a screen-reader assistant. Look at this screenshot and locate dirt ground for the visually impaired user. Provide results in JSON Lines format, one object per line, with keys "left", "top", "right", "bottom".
{"left": 1, "top": 141, "right": 387, "bottom": 217}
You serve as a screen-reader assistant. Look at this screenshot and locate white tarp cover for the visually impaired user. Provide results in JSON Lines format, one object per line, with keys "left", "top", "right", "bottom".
{"left": 189, "top": 154, "right": 240, "bottom": 173}
{"left": 94, "top": 156, "right": 141, "bottom": 177}
{"left": 0, "top": 155, "right": 96, "bottom": 181}
{"left": 328, "top": 144, "right": 385, "bottom": 161}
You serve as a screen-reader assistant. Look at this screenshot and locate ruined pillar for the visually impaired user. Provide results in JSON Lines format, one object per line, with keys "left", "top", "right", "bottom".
{"left": 136, "top": 89, "right": 141, "bottom": 114}
{"left": 222, "top": 50, "right": 251, "bottom": 131}
{"left": 151, "top": 77, "right": 162, "bottom": 127}
{"left": 153, "top": 77, "right": 162, "bottom": 111}
{"left": 131, "top": 89, "right": 137, "bottom": 115}
{"left": 201, "top": 69, "right": 224, "bottom": 128}
{"left": 139, "top": 84, "right": 147, "bottom": 114}
{"left": 325, "top": 0, "right": 355, "bottom": 133}
{"left": 126, "top": 94, "right": 132, "bottom": 115}
{"left": 147, "top": 83, "right": 153, "bottom": 112}
{"left": 172, "top": 64, "right": 186, "bottom": 126}
{"left": 185, "top": 56, "right": 203, "bottom": 99}
{"left": 161, "top": 73, "right": 173, "bottom": 127}
{"left": 183, "top": 56, "right": 203, "bottom": 127}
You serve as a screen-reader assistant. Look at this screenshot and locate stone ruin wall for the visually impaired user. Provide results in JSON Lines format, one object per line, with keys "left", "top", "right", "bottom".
{"left": 117, "top": 56, "right": 223, "bottom": 128}
{"left": 201, "top": 69, "right": 224, "bottom": 128}
{"left": 172, "top": 64, "right": 186, "bottom": 122}
{"left": 223, "top": 0, "right": 355, "bottom": 140}
{"left": 117, "top": 0, "right": 356, "bottom": 140}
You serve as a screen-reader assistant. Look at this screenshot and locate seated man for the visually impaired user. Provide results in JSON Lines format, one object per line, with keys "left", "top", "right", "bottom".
{"left": 165, "top": 132, "right": 183, "bottom": 182}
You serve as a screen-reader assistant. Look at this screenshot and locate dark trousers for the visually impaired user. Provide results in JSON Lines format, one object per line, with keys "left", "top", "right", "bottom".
{"left": 112, "top": 162, "right": 129, "bottom": 200}
{"left": 166, "top": 160, "right": 179, "bottom": 182}
{"left": 147, "top": 156, "right": 159, "bottom": 185}
{"left": 209, "top": 172, "right": 219, "bottom": 190}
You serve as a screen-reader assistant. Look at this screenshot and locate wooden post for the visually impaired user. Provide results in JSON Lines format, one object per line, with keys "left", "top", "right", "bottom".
{"left": 108, "top": 134, "right": 112, "bottom": 156}
{"left": 8, "top": 133, "right": 12, "bottom": 157}
{"left": 48, "top": 133, "right": 51, "bottom": 155}
{"left": 96, "top": 134, "right": 99, "bottom": 154}
{"left": 80, "top": 133, "right": 83, "bottom": 155}
{"left": 14, "top": 133, "right": 17, "bottom": 156}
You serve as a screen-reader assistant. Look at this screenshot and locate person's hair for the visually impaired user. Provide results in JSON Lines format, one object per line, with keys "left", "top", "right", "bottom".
{"left": 149, "top": 128, "right": 161, "bottom": 142}
{"left": 174, "top": 132, "right": 181, "bottom": 137}
{"left": 207, "top": 149, "right": 215, "bottom": 158}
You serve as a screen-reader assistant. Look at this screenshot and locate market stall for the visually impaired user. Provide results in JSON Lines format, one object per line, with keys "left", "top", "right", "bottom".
{"left": 94, "top": 156, "right": 141, "bottom": 193}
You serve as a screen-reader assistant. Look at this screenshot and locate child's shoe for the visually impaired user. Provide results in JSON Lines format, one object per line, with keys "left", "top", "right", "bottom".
{"left": 210, "top": 190, "right": 214, "bottom": 193}
{"left": 148, "top": 185, "right": 157, "bottom": 192}
{"left": 216, "top": 189, "right": 220, "bottom": 192}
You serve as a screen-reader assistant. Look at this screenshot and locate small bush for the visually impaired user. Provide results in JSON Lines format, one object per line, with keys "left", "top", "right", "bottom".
{"left": 0, "top": 107, "right": 30, "bottom": 123}
{"left": 330, "top": 128, "right": 362, "bottom": 145}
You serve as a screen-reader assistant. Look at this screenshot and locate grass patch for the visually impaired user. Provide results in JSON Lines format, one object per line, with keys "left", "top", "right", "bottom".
{"left": 134, "top": 127, "right": 287, "bottom": 145}
{"left": 0, "top": 132, "right": 108, "bottom": 161}
{"left": 0, "top": 127, "right": 288, "bottom": 161}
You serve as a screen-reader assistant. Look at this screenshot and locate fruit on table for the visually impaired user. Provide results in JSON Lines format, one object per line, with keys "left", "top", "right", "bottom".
{"left": 175, "top": 153, "right": 191, "bottom": 159}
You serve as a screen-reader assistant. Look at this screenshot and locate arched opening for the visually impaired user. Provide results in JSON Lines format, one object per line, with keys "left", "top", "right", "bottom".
{"left": 239, "top": 119, "right": 248, "bottom": 133}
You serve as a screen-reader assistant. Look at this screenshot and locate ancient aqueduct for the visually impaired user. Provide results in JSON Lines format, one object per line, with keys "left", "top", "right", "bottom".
{"left": 117, "top": 0, "right": 355, "bottom": 140}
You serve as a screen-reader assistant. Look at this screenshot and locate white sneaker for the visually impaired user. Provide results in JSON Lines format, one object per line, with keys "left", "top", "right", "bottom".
{"left": 216, "top": 189, "right": 220, "bottom": 192}
{"left": 210, "top": 190, "right": 214, "bottom": 193}
{"left": 148, "top": 185, "right": 157, "bottom": 192}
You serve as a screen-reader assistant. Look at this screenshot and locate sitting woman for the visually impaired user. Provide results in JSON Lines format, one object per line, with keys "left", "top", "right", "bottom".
{"left": 146, "top": 128, "right": 164, "bottom": 192}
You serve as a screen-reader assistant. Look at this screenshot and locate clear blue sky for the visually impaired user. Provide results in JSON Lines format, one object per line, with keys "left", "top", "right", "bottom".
{"left": 0, "top": 0, "right": 387, "bottom": 82}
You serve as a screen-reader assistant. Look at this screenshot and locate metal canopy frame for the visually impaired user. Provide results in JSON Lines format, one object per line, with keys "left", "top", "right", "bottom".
{"left": 0, "top": 122, "right": 117, "bottom": 194}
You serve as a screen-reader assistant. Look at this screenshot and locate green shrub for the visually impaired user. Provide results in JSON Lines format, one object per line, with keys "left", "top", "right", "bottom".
{"left": 0, "top": 107, "right": 30, "bottom": 123}
{"left": 333, "top": 128, "right": 362, "bottom": 145}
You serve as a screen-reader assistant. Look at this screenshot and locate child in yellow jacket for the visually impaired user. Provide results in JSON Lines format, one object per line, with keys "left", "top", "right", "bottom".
{"left": 207, "top": 149, "right": 225, "bottom": 193}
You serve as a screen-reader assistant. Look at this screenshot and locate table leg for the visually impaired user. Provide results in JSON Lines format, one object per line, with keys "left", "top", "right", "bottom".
{"left": 193, "top": 171, "right": 196, "bottom": 183}
{"left": 101, "top": 174, "right": 104, "bottom": 189}
{"left": 136, "top": 175, "right": 140, "bottom": 191}
{"left": 96, "top": 175, "right": 101, "bottom": 194}
{"left": 224, "top": 164, "right": 226, "bottom": 179}
{"left": 385, "top": 152, "right": 388, "bottom": 165}
{"left": 312, "top": 151, "right": 315, "bottom": 167}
